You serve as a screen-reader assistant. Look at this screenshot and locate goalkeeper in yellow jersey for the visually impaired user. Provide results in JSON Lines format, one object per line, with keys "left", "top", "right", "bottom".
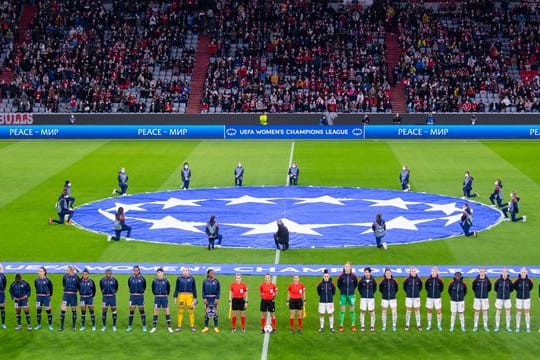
{"left": 173, "top": 266, "right": 197, "bottom": 332}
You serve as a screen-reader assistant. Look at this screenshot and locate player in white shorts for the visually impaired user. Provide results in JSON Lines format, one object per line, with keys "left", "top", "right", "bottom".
{"left": 316, "top": 270, "right": 336, "bottom": 332}
{"left": 424, "top": 267, "right": 444, "bottom": 331}
{"left": 448, "top": 271, "right": 467, "bottom": 331}
{"left": 358, "top": 267, "right": 377, "bottom": 332}
{"left": 472, "top": 268, "right": 492, "bottom": 332}
{"left": 494, "top": 268, "right": 513, "bottom": 332}
{"left": 513, "top": 267, "right": 533, "bottom": 333}
{"left": 379, "top": 268, "right": 399, "bottom": 331}
{"left": 403, "top": 267, "right": 423, "bottom": 331}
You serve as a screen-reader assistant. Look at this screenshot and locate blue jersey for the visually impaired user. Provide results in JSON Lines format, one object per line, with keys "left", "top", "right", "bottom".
{"left": 100, "top": 276, "right": 119, "bottom": 296}
{"left": 152, "top": 278, "right": 170, "bottom": 296}
{"left": 173, "top": 275, "right": 197, "bottom": 298}
{"left": 63, "top": 274, "right": 80, "bottom": 294}
{"left": 79, "top": 278, "right": 96, "bottom": 298}
{"left": 10, "top": 280, "right": 31, "bottom": 299}
{"left": 128, "top": 275, "right": 146, "bottom": 295}
{"left": 0, "top": 272, "right": 6, "bottom": 292}
{"left": 202, "top": 278, "right": 220, "bottom": 299}
{"left": 35, "top": 277, "right": 53, "bottom": 296}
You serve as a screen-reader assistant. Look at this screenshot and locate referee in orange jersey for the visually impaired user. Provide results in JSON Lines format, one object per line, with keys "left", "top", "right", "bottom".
{"left": 287, "top": 275, "right": 306, "bottom": 334}
{"left": 229, "top": 273, "right": 248, "bottom": 333}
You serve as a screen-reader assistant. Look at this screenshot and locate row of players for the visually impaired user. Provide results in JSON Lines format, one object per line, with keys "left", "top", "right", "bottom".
{"left": 1, "top": 262, "right": 539, "bottom": 334}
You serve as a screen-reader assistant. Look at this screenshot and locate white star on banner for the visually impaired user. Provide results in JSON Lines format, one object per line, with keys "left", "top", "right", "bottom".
{"left": 129, "top": 215, "right": 206, "bottom": 233}
{"left": 360, "top": 216, "right": 438, "bottom": 234}
{"left": 104, "top": 202, "right": 148, "bottom": 213}
{"left": 151, "top": 197, "right": 206, "bottom": 209}
{"left": 423, "top": 202, "right": 462, "bottom": 216}
{"left": 225, "top": 218, "right": 340, "bottom": 236}
{"left": 439, "top": 213, "right": 464, "bottom": 227}
{"left": 361, "top": 197, "right": 421, "bottom": 210}
{"left": 219, "top": 195, "right": 279, "bottom": 205}
{"left": 292, "top": 195, "right": 354, "bottom": 205}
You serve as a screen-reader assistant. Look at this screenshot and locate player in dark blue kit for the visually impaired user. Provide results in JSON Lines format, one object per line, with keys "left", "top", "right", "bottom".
{"left": 460, "top": 203, "right": 477, "bottom": 237}
{"left": 127, "top": 265, "right": 147, "bottom": 332}
{"left": 462, "top": 170, "right": 479, "bottom": 198}
{"left": 399, "top": 165, "right": 411, "bottom": 191}
{"left": 79, "top": 269, "right": 97, "bottom": 331}
{"left": 288, "top": 162, "right": 300, "bottom": 185}
{"left": 202, "top": 269, "right": 221, "bottom": 333}
{"left": 502, "top": 191, "right": 527, "bottom": 223}
{"left": 181, "top": 162, "right": 192, "bottom": 189}
{"left": 489, "top": 179, "right": 503, "bottom": 208}
{"left": 234, "top": 162, "right": 244, "bottom": 186}
{"left": 113, "top": 167, "right": 129, "bottom": 196}
{"left": 0, "top": 264, "right": 6, "bottom": 329}
{"left": 150, "top": 268, "right": 173, "bottom": 333}
{"left": 59, "top": 265, "right": 80, "bottom": 331}
{"left": 9, "top": 273, "right": 32, "bottom": 331}
{"left": 63, "top": 180, "right": 75, "bottom": 208}
{"left": 34, "top": 266, "right": 54, "bottom": 330}
{"left": 100, "top": 269, "right": 119, "bottom": 331}
{"left": 49, "top": 189, "right": 75, "bottom": 225}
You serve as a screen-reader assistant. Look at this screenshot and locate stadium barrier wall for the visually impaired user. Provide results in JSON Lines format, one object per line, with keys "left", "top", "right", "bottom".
{"left": 1, "top": 124, "right": 540, "bottom": 139}
{"left": 3, "top": 112, "right": 540, "bottom": 126}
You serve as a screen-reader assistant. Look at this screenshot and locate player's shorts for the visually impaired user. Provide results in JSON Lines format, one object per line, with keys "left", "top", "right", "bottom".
{"left": 14, "top": 298, "right": 29, "bottom": 308}
{"left": 450, "top": 301, "right": 465, "bottom": 313}
{"left": 288, "top": 298, "right": 303, "bottom": 310}
{"left": 515, "top": 298, "right": 531, "bottom": 310}
{"left": 80, "top": 296, "right": 94, "bottom": 307}
{"left": 129, "top": 294, "right": 145, "bottom": 307}
{"left": 339, "top": 294, "right": 356, "bottom": 307}
{"left": 381, "top": 299, "right": 397, "bottom": 309}
{"left": 473, "top": 298, "right": 490, "bottom": 311}
{"left": 231, "top": 298, "right": 245, "bottom": 311}
{"left": 405, "top": 297, "right": 421, "bottom": 308}
{"left": 177, "top": 293, "right": 194, "bottom": 308}
{"left": 0, "top": 291, "right": 5, "bottom": 304}
{"left": 62, "top": 293, "right": 78, "bottom": 307}
{"left": 36, "top": 295, "right": 51, "bottom": 308}
{"left": 495, "top": 299, "right": 512, "bottom": 310}
{"left": 154, "top": 296, "right": 169, "bottom": 309}
{"left": 318, "top": 302, "right": 335, "bottom": 314}
{"left": 360, "top": 298, "right": 375, "bottom": 311}
{"left": 102, "top": 294, "right": 117, "bottom": 308}
{"left": 260, "top": 299, "right": 275, "bottom": 313}
{"left": 425, "top": 298, "right": 442, "bottom": 310}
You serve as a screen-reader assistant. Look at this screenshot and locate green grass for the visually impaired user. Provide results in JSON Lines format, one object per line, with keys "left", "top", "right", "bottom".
{"left": 1, "top": 139, "right": 539, "bottom": 359}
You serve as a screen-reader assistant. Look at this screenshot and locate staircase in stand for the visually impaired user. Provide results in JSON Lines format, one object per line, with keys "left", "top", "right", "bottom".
{"left": 186, "top": 35, "right": 211, "bottom": 114}
{"left": 385, "top": 31, "right": 407, "bottom": 114}
{"left": 1, "top": 4, "right": 37, "bottom": 84}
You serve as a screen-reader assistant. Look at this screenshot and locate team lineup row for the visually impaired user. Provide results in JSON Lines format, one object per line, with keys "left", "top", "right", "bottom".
{"left": 1, "top": 263, "right": 540, "bottom": 334}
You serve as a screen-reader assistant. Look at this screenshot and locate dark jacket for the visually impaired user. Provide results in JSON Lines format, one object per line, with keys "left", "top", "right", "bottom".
{"left": 472, "top": 276, "right": 492, "bottom": 299}
{"left": 317, "top": 279, "right": 336, "bottom": 303}
{"left": 379, "top": 277, "right": 399, "bottom": 300}
{"left": 202, "top": 278, "right": 220, "bottom": 299}
{"left": 337, "top": 271, "right": 358, "bottom": 296}
{"left": 403, "top": 275, "right": 423, "bottom": 298}
{"left": 448, "top": 277, "right": 467, "bottom": 302}
{"left": 152, "top": 278, "right": 171, "bottom": 296}
{"left": 79, "top": 278, "right": 96, "bottom": 297}
{"left": 100, "top": 276, "right": 119, "bottom": 296}
{"left": 494, "top": 276, "right": 513, "bottom": 300}
{"left": 128, "top": 275, "right": 146, "bottom": 295}
{"left": 425, "top": 276, "right": 444, "bottom": 298}
{"left": 358, "top": 276, "right": 377, "bottom": 299}
{"left": 35, "top": 277, "right": 54, "bottom": 296}
{"left": 10, "top": 280, "right": 31, "bottom": 300}
{"left": 513, "top": 276, "right": 533, "bottom": 300}
{"left": 275, "top": 223, "right": 289, "bottom": 244}
{"left": 174, "top": 275, "right": 197, "bottom": 299}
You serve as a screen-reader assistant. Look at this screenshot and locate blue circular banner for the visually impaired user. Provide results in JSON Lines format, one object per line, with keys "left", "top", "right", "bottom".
{"left": 73, "top": 186, "right": 502, "bottom": 249}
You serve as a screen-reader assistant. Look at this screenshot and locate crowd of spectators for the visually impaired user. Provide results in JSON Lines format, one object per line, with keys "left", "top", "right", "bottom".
{"left": 1, "top": 0, "right": 213, "bottom": 113}
{"left": 395, "top": 0, "right": 540, "bottom": 113}
{"left": 0, "top": 1, "right": 21, "bottom": 76}
{"left": 200, "top": 0, "right": 392, "bottom": 113}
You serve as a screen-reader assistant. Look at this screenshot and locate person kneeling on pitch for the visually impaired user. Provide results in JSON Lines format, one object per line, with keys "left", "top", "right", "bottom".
{"left": 274, "top": 219, "right": 289, "bottom": 250}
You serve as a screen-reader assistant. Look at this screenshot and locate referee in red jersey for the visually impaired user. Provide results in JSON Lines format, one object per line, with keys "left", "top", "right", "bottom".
{"left": 287, "top": 275, "right": 306, "bottom": 334}
{"left": 229, "top": 273, "right": 248, "bottom": 333}
{"left": 259, "top": 274, "right": 277, "bottom": 333}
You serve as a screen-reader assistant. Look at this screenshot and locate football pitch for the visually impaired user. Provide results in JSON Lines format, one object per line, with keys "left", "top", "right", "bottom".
{"left": 1, "top": 139, "right": 539, "bottom": 360}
